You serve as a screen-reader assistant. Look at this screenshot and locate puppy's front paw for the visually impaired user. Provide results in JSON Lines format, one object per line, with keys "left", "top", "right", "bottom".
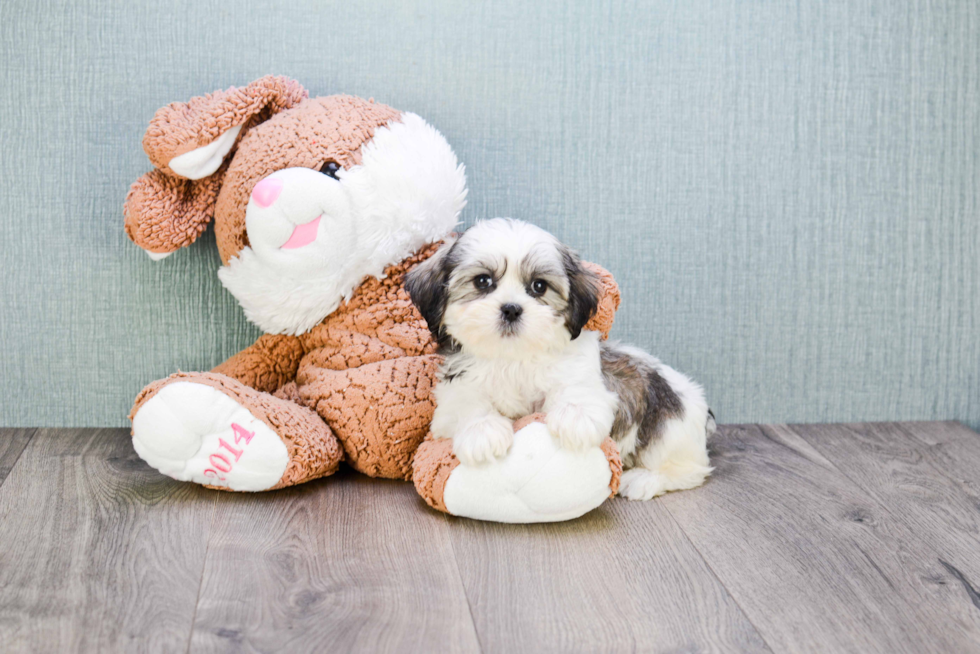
{"left": 453, "top": 415, "right": 514, "bottom": 466}
{"left": 547, "top": 403, "right": 613, "bottom": 452}
{"left": 429, "top": 405, "right": 456, "bottom": 441}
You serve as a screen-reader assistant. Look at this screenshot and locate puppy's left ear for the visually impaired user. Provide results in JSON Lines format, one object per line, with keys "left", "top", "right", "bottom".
{"left": 406, "top": 239, "right": 457, "bottom": 346}
{"left": 562, "top": 247, "right": 601, "bottom": 340}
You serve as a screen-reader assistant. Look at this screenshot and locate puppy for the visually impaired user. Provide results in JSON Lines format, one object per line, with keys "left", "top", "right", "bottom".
{"left": 405, "top": 218, "right": 715, "bottom": 500}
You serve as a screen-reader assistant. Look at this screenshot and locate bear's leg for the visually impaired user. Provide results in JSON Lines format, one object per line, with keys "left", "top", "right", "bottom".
{"left": 297, "top": 355, "right": 441, "bottom": 480}
{"left": 412, "top": 414, "right": 624, "bottom": 523}
{"left": 130, "top": 372, "right": 343, "bottom": 491}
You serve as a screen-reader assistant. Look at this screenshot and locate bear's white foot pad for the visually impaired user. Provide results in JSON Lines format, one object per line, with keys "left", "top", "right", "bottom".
{"left": 442, "top": 421, "right": 614, "bottom": 523}
{"left": 132, "top": 382, "right": 289, "bottom": 491}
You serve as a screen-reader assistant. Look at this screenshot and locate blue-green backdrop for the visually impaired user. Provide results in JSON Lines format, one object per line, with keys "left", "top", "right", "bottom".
{"left": 1, "top": 0, "right": 977, "bottom": 428}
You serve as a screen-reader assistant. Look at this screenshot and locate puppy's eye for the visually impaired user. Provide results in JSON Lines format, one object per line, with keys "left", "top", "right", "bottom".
{"left": 529, "top": 279, "right": 548, "bottom": 296}
{"left": 474, "top": 274, "right": 494, "bottom": 290}
{"left": 319, "top": 161, "right": 341, "bottom": 179}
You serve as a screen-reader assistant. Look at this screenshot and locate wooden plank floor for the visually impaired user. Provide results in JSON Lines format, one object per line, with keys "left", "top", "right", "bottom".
{"left": 1, "top": 423, "right": 979, "bottom": 653}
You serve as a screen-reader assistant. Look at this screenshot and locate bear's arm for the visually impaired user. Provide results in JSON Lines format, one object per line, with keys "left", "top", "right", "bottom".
{"left": 211, "top": 334, "right": 305, "bottom": 394}
{"left": 299, "top": 251, "right": 438, "bottom": 371}
{"left": 582, "top": 262, "right": 620, "bottom": 339}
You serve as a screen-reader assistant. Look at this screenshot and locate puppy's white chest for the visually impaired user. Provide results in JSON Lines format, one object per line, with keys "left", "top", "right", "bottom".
{"left": 479, "top": 360, "right": 554, "bottom": 419}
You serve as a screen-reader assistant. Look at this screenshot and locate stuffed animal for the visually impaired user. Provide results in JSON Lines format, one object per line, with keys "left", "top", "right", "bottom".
{"left": 124, "top": 75, "right": 623, "bottom": 522}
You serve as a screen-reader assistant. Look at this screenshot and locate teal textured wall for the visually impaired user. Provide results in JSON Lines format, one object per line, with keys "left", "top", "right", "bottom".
{"left": 1, "top": 0, "right": 977, "bottom": 427}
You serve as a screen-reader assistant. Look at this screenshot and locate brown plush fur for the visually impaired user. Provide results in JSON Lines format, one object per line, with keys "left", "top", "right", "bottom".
{"left": 143, "top": 76, "right": 308, "bottom": 176}
{"left": 125, "top": 76, "right": 623, "bottom": 506}
{"left": 411, "top": 436, "right": 459, "bottom": 513}
{"left": 130, "top": 371, "right": 343, "bottom": 490}
{"left": 212, "top": 95, "right": 400, "bottom": 264}
{"left": 124, "top": 75, "right": 399, "bottom": 262}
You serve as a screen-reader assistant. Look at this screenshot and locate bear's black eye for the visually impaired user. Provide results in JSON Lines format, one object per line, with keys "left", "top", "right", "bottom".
{"left": 319, "top": 161, "right": 341, "bottom": 179}
{"left": 474, "top": 274, "right": 494, "bottom": 290}
{"left": 529, "top": 279, "right": 548, "bottom": 296}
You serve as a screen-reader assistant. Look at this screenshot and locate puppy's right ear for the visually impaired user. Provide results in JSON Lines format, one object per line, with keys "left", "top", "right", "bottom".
{"left": 405, "top": 239, "right": 457, "bottom": 346}
{"left": 124, "top": 76, "right": 307, "bottom": 259}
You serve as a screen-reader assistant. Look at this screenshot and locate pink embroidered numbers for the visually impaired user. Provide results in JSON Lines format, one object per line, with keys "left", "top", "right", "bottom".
{"left": 231, "top": 422, "right": 255, "bottom": 445}
{"left": 203, "top": 422, "right": 256, "bottom": 483}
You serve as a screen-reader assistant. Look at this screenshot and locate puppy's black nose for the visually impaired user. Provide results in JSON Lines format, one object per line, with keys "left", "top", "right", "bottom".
{"left": 500, "top": 303, "right": 523, "bottom": 323}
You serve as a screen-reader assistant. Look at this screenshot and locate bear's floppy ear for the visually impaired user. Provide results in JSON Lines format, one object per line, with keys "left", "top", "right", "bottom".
{"left": 124, "top": 76, "right": 308, "bottom": 259}
{"left": 124, "top": 168, "right": 225, "bottom": 258}
{"left": 145, "top": 75, "right": 307, "bottom": 179}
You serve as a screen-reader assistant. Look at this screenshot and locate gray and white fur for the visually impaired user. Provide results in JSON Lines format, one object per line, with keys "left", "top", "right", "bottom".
{"left": 405, "top": 218, "right": 714, "bottom": 500}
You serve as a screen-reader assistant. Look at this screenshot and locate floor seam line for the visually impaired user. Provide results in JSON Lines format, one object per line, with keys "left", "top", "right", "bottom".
{"left": 185, "top": 493, "right": 220, "bottom": 654}
{"left": 0, "top": 428, "right": 37, "bottom": 491}
{"left": 659, "top": 496, "right": 778, "bottom": 654}
{"left": 444, "top": 514, "right": 485, "bottom": 654}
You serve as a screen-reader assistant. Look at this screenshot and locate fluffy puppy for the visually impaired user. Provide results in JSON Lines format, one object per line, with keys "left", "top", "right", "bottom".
{"left": 405, "top": 218, "right": 715, "bottom": 500}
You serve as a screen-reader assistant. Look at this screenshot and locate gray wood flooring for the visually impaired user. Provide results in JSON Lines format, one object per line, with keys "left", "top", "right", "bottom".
{"left": 1, "top": 422, "right": 979, "bottom": 653}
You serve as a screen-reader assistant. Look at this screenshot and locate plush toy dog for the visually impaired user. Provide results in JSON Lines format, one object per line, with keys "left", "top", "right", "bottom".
{"left": 124, "top": 76, "right": 622, "bottom": 522}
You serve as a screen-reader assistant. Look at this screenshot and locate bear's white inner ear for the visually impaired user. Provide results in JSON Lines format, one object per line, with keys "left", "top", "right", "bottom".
{"left": 144, "top": 249, "right": 173, "bottom": 261}
{"left": 168, "top": 124, "right": 243, "bottom": 180}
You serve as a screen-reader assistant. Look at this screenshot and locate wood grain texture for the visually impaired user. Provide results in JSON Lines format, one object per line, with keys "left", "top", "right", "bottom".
{"left": 0, "top": 429, "right": 34, "bottom": 486}
{"left": 896, "top": 422, "right": 980, "bottom": 516}
{"left": 0, "top": 428, "right": 217, "bottom": 654}
{"left": 785, "top": 422, "right": 980, "bottom": 590}
{"left": 188, "top": 470, "right": 481, "bottom": 654}
{"left": 659, "top": 424, "right": 980, "bottom": 654}
{"left": 446, "top": 500, "right": 771, "bottom": 653}
{"left": 890, "top": 420, "right": 980, "bottom": 447}
{"left": 4, "top": 423, "right": 980, "bottom": 653}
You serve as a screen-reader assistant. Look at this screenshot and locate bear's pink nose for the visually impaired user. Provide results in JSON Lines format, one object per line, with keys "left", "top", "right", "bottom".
{"left": 251, "top": 178, "right": 283, "bottom": 208}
